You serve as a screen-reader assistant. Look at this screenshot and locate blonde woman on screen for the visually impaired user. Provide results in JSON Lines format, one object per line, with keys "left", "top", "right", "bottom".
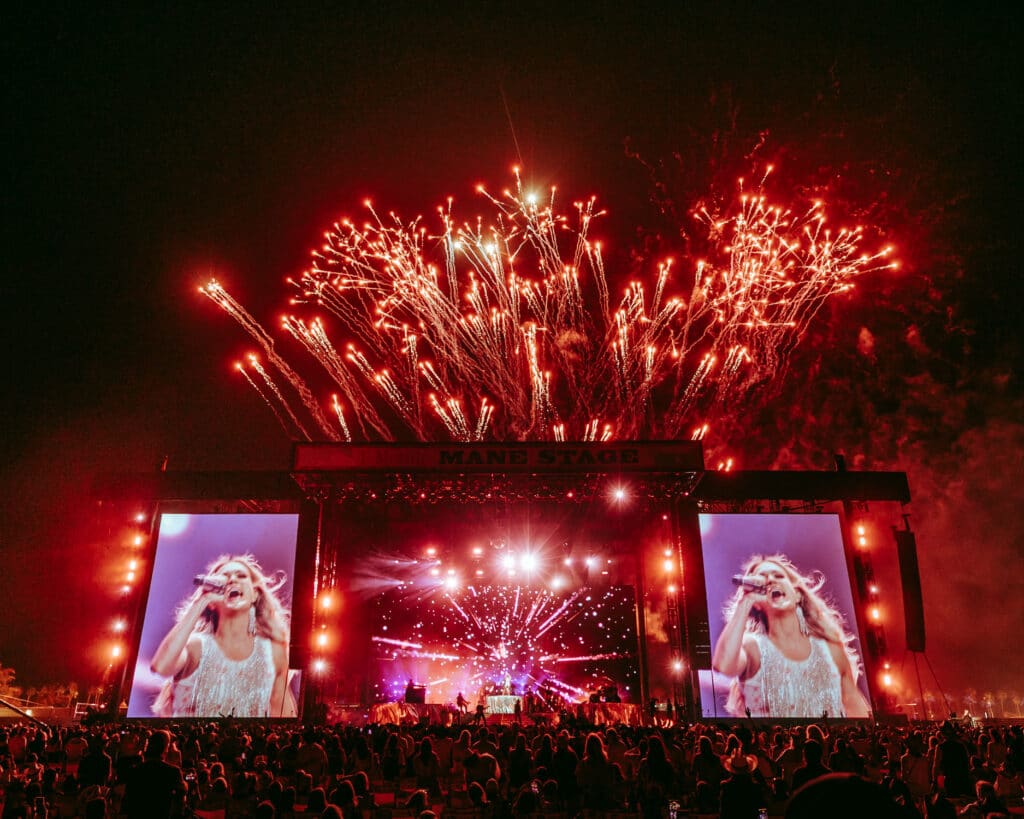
{"left": 712, "top": 554, "right": 870, "bottom": 719}
{"left": 150, "top": 554, "right": 295, "bottom": 717}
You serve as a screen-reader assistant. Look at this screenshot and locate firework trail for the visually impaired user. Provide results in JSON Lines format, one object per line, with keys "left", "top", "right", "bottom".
{"left": 246, "top": 354, "right": 312, "bottom": 440}
{"left": 200, "top": 281, "right": 336, "bottom": 438}
{"left": 204, "top": 170, "right": 894, "bottom": 442}
{"left": 330, "top": 394, "right": 351, "bottom": 442}
{"left": 235, "top": 359, "right": 295, "bottom": 435}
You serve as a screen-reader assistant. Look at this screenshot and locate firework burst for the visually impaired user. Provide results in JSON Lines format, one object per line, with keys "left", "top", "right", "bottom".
{"left": 203, "top": 169, "right": 894, "bottom": 443}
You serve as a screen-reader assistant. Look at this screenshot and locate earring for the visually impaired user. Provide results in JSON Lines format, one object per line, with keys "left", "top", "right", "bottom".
{"left": 248, "top": 604, "right": 257, "bottom": 636}
{"left": 796, "top": 603, "right": 809, "bottom": 636}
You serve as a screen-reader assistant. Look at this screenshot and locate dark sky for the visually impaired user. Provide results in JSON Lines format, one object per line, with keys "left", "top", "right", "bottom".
{"left": 3, "top": 5, "right": 1021, "bottom": 700}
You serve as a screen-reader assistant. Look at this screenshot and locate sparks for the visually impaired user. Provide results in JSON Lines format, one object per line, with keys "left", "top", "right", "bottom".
{"left": 204, "top": 171, "right": 894, "bottom": 442}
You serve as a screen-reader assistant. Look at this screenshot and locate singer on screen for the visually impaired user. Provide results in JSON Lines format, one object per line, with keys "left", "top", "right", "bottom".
{"left": 149, "top": 554, "right": 294, "bottom": 717}
{"left": 712, "top": 554, "right": 870, "bottom": 718}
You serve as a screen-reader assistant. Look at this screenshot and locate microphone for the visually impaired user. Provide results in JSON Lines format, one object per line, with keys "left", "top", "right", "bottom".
{"left": 193, "top": 574, "right": 226, "bottom": 593}
{"left": 731, "top": 574, "right": 767, "bottom": 594}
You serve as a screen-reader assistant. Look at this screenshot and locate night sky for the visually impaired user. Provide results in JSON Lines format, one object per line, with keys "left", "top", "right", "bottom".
{"left": 3, "top": 5, "right": 1021, "bottom": 704}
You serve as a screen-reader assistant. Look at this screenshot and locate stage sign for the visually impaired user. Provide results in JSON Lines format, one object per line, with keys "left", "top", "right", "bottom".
{"left": 293, "top": 441, "right": 704, "bottom": 473}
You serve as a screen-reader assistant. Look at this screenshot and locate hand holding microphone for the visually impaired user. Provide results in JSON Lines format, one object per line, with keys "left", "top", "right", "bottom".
{"left": 731, "top": 574, "right": 768, "bottom": 595}
{"left": 193, "top": 574, "right": 227, "bottom": 594}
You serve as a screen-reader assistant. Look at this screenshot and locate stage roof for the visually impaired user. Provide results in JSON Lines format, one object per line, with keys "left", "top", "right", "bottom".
{"left": 94, "top": 443, "right": 909, "bottom": 504}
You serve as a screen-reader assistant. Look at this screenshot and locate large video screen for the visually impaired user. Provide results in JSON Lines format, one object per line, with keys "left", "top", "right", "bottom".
{"left": 340, "top": 499, "right": 645, "bottom": 710}
{"left": 698, "top": 513, "right": 872, "bottom": 719}
{"left": 372, "top": 583, "right": 640, "bottom": 708}
{"left": 127, "top": 513, "right": 300, "bottom": 718}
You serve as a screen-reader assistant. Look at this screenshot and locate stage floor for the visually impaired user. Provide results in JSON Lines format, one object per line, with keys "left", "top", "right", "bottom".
{"left": 360, "top": 701, "right": 642, "bottom": 726}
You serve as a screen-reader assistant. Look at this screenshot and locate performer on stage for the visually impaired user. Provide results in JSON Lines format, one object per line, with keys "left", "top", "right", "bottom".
{"left": 456, "top": 691, "right": 468, "bottom": 718}
{"left": 150, "top": 554, "right": 293, "bottom": 717}
{"left": 712, "top": 553, "right": 870, "bottom": 718}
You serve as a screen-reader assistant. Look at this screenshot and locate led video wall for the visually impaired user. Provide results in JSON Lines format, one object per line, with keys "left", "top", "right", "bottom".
{"left": 697, "top": 513, "right": 872, "bottom": 719}
{"left": 127, "top": 513, "right": 301, "bottom": 718}
{"left": 373, "top": 583, "right": 640, "bottom": 707}
{"left": 335, "top": 499, "right": 644, "bottom": 709}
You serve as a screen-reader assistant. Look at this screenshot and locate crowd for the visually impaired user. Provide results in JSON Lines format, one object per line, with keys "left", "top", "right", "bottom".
{"left": 0, "top": 715, "right": 1021, "bottom": 818}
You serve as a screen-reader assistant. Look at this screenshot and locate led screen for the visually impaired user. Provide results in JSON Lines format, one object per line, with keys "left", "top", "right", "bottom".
{"left": 127, "top": 513, "right": 300, "bottom": 718}
{"left": 698, "top": 513, "right": 872, "bottom": 719}
{"left": 372, "top": 583, "right": 640, "bottom": 708}
{"left": 334, "top": 499, "right": 646, "bottom": 711}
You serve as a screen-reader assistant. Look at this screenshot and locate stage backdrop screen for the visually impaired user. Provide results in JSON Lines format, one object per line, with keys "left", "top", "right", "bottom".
{"left": 372, "top": 583, "right": 641, "bottom": 708}
{"left": 127, "top": 513, "right": 300, "bottom": 718}
{"left": 697, "top": 513, "right": 872, "bottom": 719}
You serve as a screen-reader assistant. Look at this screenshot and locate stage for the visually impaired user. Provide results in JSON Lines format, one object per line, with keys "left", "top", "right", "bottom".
{"left": 363, "top": 701, "right": 643, "bottom": 726}
{"left": 116, "top": 442, "right": 914, "bottom": 723}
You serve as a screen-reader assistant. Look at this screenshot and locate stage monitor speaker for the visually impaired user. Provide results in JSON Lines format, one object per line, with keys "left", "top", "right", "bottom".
{"left": 895, "top": 529, "right": 926, "bottom": 653}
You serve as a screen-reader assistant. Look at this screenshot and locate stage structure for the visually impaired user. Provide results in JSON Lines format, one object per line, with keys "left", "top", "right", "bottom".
{"left": 105, "top": 442, "right": 913, "bottom": 723}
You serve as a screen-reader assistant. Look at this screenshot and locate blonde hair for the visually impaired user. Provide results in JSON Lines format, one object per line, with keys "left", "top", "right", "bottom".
{"left": 182, "top": 553, "right": 290, "bottom": 644}
{"left": 723, "top": 553, "right": 863, "bottom": 713}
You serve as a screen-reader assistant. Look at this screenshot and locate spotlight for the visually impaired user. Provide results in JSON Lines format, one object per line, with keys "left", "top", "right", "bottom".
{"left": 313, "top": 658, "right": 326, "bottom": 673}
{"left": 472, "top": 546, "right": 483, "bottom": 556}
{"left": 673, "top": 660, "right": 684, "bottom": 672}
{"left": 317, "top": 632, "right": 329, "bottom": 647}
{"left": 503, "top": 554, "right": 516, "bottom": 571}
{"left": 663, "top": 560, "right": 674, "bottom": 573}
{"left": 521, "top": 553, "right": 538, "bottom": 572}
{"left": 444, "top": 575, "right": 460, "bottom": 591}
{"left": 551, "top": 576, "right": 565, "bottom": 590}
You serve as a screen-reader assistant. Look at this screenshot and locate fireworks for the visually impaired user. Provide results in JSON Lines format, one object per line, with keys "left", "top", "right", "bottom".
{"left": 203, "top": 169, "right": 895, "bottom": 443}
